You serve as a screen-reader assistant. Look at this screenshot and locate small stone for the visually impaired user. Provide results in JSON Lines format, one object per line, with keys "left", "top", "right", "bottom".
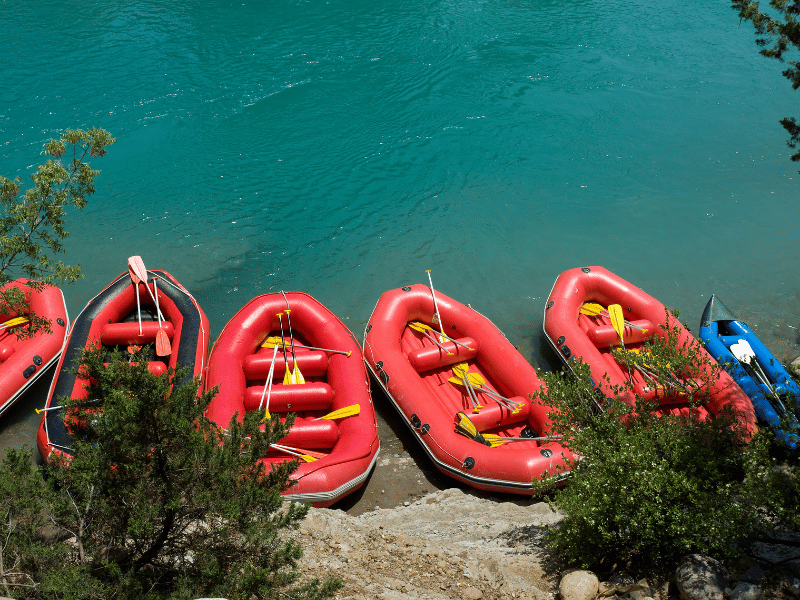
{"left": 730, "top": 581, "right": 762, "bottom": 600}
{"left": 462, "top": 587, "right": 483, "bottom": 600}
{"left": 559, "top": 570, "right": 599, "bottom": 600}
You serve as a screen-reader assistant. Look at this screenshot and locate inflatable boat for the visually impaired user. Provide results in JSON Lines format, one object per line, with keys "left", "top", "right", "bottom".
{"left": 363, "top": 283, "right": 573, "bottom": 495}
{"left": 543, "top": 266, "right": 756, "bottom": 439}
{"left": 204, "top": 292, "right": 379, "bottom": 508}
{"left": 0, "top": 279, "right": 69, "bottom": 418}
{"left": 700, "top": 295, "right": 800, "bottom": 449}
{"left": 37, "top": 268, "right": 209, "bottom": 461}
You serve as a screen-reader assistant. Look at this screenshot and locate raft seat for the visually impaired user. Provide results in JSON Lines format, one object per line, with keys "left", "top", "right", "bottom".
{"left": 100, "top": 321, "right": 175, "bottom": 346}
{"left": 243, "top": 381, "right": 335, "bottom": 413}
{"left": 407, "top": 337, "right": 479, "bottom": 373}
{"left": 262, "top": 416, "right": 339, "bottom": 450}
{"left": 243, "top": 351, "right": 328, "bottom": 380}
{"left": 586, "top": 320, "right": 654, "bottom": 348}
{"left": 462, "top": 398, "right": 532, "bottom": 432}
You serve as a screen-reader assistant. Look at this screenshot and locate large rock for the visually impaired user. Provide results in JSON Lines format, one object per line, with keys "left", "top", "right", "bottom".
{"left": 676, "top": 554, "right": 728, "bottom": 600}
{"left": 559, "top": 570, "right": 598, "bottom": 600}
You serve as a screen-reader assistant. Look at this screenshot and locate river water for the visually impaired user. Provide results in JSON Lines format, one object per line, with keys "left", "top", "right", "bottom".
{"left": 2, "top": 0, "right": 799, "bottom": 456}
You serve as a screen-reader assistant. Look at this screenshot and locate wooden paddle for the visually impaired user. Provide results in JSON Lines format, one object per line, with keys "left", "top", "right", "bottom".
{"left": 151, "top": 277, "right": 171, "bottom": 357}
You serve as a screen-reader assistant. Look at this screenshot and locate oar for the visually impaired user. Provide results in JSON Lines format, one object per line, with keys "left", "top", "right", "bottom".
{"left": 482, "top": 433, "right": 564, "bottom": 447}
{"left": 0, "top": 316, "right": 29, "bottom": 329}
{"left": 314, "top": 405, "right": 360, "bottom": 420}
{"left": 152, "top": 277, "right": 171, "bottom": 357}
{"left": 269, "top": 444, "right": 318, "bottom": 463}
{"left": 448, "top": 372, "right": 522, "bottom": 412}
{"left": 409, "top": 321, "right": 473, "bottom": 351}
{"left": 270, "top": 444, "right": 328, "bottom": 460}
{"left": 731, "top": 339, "right": 775, "bottom": 393}
{"left": 425, "top": 270, "right": 447, "bottom": 343}
{"left": 580, "top": 302, "right": 647, "bottom": 332}
{"left": 406, "top": 322, "right": 452, "bottom": 354}
{"left": 257, "top": 343, "right": 280, "bottom": 422}
{"left": 128, "top": 261, "right": 143, "bottom": 335}
{"left": 454, "top": 412, "right": 491, "bottom": 446}
{"left": 261, "top": 336, "right": 351, "bottom": 357}
{"left": 127, "top": 256, "right": 164, "bottom": 321}
{"left": 35, "top": 399, "right": 102, "bottom": 414}
{"left": 284, "top": 308, "right": 305, "bottom": 384}
{"left": 452, "top": 363, "right": 482, "bottom": 412}
{"left": 609, "top": 303, "right": 634, "bottom": 383}
{"left": 277, "top": 313, "right": 293, "bottom": 385}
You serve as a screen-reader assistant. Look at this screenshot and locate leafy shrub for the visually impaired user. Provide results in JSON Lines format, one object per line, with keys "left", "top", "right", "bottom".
{"left": 0, "top": 344, "right": 341, "bottom": 600}
{"left": 533, "top": 320, "right": 797, "bottom": 572}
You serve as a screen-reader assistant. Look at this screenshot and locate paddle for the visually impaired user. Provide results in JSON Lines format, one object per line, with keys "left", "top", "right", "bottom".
{"left": 271, "top": 444, "right": 328, "bottom": 460}
{"left": 0, "top": 316, "right": 29, "bottom": 329}
{"left": 454, "top": 412, "right": 491, "bottom": 446}
{"left": 314, "top": 405, "right": 360, "bottom": 420}
{"left": 452, "top": 363, "right": 482, "bottom": 412}
{"left": 152, "top": 277, "right": 171, "bottom": 357}
{"left": 580, "top": 302, "right": 647, "bottom": 332}
{"left": 128, "top": 261, "right": 143, "bottom": 335}
{"left": 448, "top": 367, "right": 522, "bottom": 412}
{"left": 277, "top": 313, "right": 293, "bottom": 385}
{"left": 481, "top": 433, "right": 563, "bottom": 447}
{"left": 128, "top": 256, "right": 165, "bottom": 321}
{"left": 284, "top": 309, "right": 305, "bottom": 384}
{"left": 35, "top": 398, "right": 101, "bottom": 414}
{"left": 425, "top": 270, "right": 447, "bottom": 343}
{"left": 261, "top": 336, "right": 351, "bottom": 357}
{"left": 609, "top": 303, "right": 634, "bottom": 383}
{"left": 257, "top": 342, "right": 280, "bottom": 422}
{"left": 409, "top": 321, "right": 473, "bottom": 351}
{"left": 269, "top": 444, "right": 318, "bottom": 463}
{"left": 407, "top": 322, "right": 452, "bottom": 354}
{"left": 730, "top": 339, "right": 775, "bottom": 393}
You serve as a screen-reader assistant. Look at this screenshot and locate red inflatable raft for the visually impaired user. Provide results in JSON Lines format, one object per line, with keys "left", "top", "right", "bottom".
{"left": 363, "top": 284, "right": 574, "bottom": 495}
{"left": 0, "top": 280, "right": 69, "bottom": 418}
{"left": 203, "top": 293, "right": 379, "bottom": 508}
{"left": 37, "top": 269, "right": 209, "bottom": 461}
{"left": 543, "top": 266, "right": 756, "bottom": 438}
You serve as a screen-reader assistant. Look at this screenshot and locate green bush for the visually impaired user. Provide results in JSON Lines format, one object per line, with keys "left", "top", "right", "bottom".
{"left": 0, "top": 344, "right": 341, "bottom": 600}
{"left": 533, "top": 321, "right": 797, "bottom": 572}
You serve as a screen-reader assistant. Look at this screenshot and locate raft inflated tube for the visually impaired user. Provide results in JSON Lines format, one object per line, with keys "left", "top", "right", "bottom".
{"left": 243, "top": 382, "right": 334, "bottom": 412}
{"left": 100, "top": 321, "right": 175, "bottom": 345}
{"left": 584, "top": 321, "right": 653, "bottom": 348}
{"left": 0, "top": 342, "right": 15, "bottom": 362}
{"left": 243, "top": 351, "right": 328, "bottom": 380}
{"left": 458, "top": 399, "right": 531, "bottom": 432}
{"left": 267, "top": 417, "right": 339, "bottom": 449}
{"left": 407, "top": 337, "right": 479, "bottom": 372}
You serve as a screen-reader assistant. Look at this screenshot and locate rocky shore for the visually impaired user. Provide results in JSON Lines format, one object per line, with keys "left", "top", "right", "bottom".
{"left": 295, "top": 487, "right": 800, "bottom": 600}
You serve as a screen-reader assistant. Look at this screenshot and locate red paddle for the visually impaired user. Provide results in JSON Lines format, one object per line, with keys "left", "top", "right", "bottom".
{"left": 152, "top": 277, "right": 171, "bottom": 357}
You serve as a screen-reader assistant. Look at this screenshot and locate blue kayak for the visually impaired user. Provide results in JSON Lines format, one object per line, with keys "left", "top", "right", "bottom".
{"left": 700, "top": 295, "right": 800, "bottom": 450}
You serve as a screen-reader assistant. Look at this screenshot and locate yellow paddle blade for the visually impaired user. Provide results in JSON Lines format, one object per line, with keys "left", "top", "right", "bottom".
{"left": 452, "top": 363, "right": 469, "bottom": 378}
{"left": 291, "top": 364, "right": 305, "bottom": 384}
{"left": 0, "top": 316, "right": 29, "bottom": 328}
{"left": 407, "top": 321, "right": 431, "bottom": 333}
{"left": 608, "top": 304, "right": 626, "bottom": 341}
{"left": 454, "top": 411, "right": 478, "bottom": 437}
{"left": 283, "top": 369, "right": 292, "bottom": 385}
{"left": 454, "top": 412, "right": 491, "bottom": 445}
{"left": 317, "top": 404, "right": 360, "bottom": 420}
{"left": 260, "top": 409, "right": 271, "bottom": 423}
{"left": 579, "top": 302, "right": 606, "bottom": 317}
{"left": 261, "top": 335, "right": 287, "bottom": 348}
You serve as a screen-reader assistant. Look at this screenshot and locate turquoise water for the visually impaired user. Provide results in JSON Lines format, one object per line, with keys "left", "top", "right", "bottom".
{"left": 2, "top": 0, "right": 800, "bottom": 374}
